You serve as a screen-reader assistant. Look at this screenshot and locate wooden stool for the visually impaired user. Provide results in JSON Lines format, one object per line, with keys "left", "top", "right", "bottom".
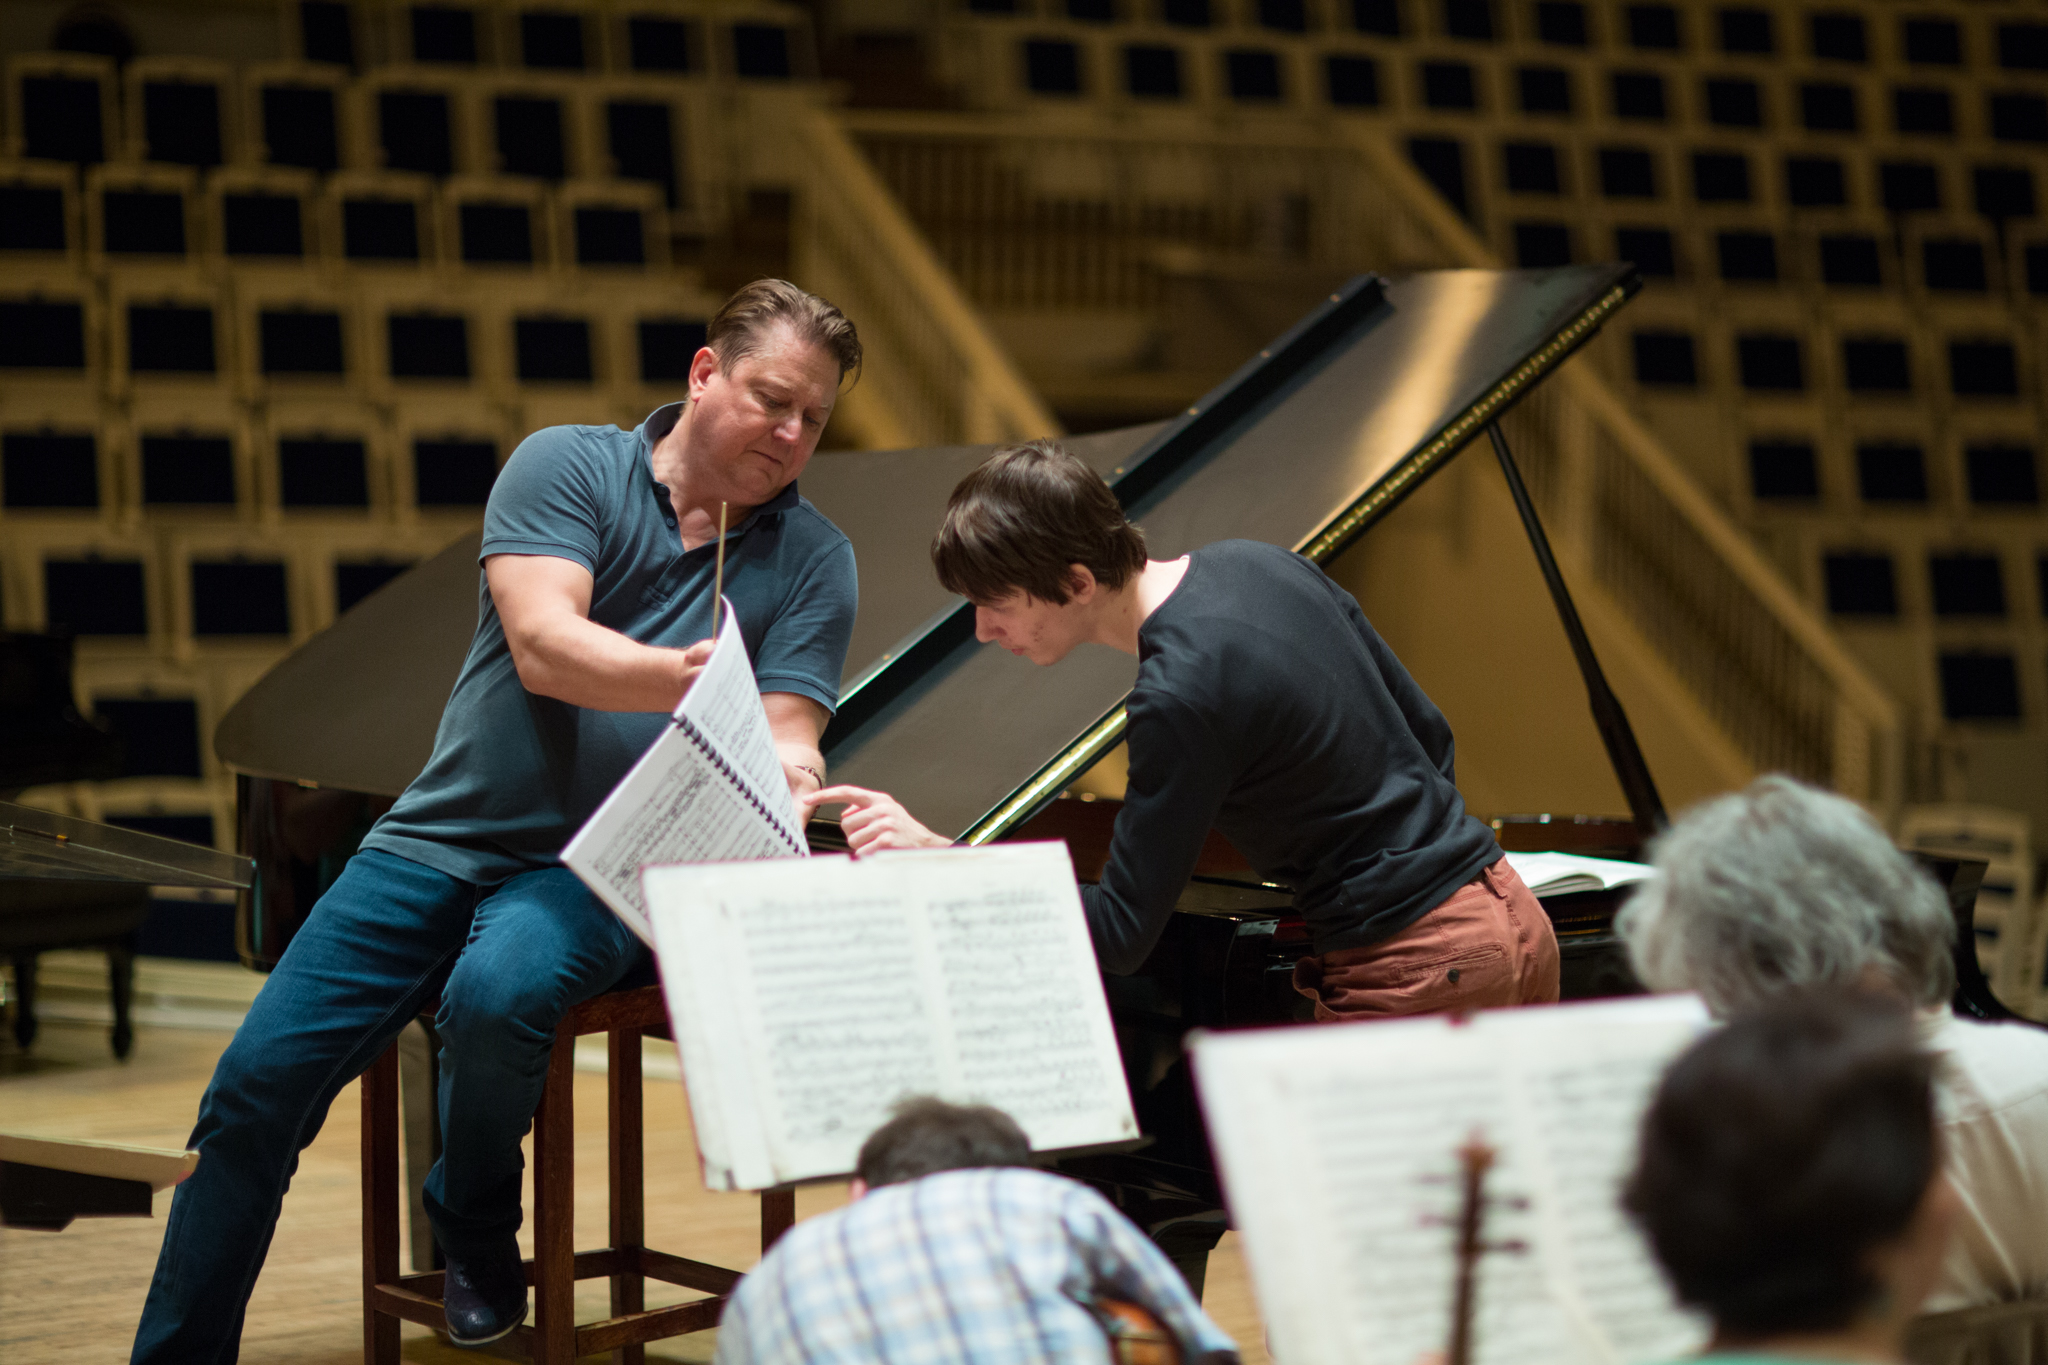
{"left": 361, "top": 984, "right": 795, "bottom": 1363}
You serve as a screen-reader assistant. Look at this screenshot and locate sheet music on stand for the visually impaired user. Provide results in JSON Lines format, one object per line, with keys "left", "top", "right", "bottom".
{"left": 1190, "top": 995, "right": 1713, "bottom": 1365}
{"left": 641, "top": 842, "right": 1139, "bottom": 1191}
{"left": 562, "top": 602, "right": 806, "bottom": 944}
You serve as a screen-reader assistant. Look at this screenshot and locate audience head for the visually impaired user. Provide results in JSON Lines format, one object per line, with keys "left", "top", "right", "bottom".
{"left": 932, "top": 440, "right": 1147, "bottom": 606}
{"left": 1617, "top": 775, "right": 1955, "bottom": 1015}
{"left": 853, "top": 1097, "right": 1033, "bottom": 1192}
{"left": 1624, "top": 992, "right": 1954, "bottom": 1348}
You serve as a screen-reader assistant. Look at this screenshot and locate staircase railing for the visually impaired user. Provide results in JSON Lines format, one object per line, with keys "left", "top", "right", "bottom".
{"left": 1342, "top": 128, "right": 1900, "bottom": 808}
{"left": 782, "top": 105, "right": 1060, "bottom": 448}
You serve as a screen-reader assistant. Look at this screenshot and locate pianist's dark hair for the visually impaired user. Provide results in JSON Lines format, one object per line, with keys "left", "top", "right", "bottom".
{"left": 1624, "top": 992, "right": 1939, "bottom": 1340}
{"left": 706, "top": 278, "right": 863, "bottom": 384}
{"left": 932, "top": 440, "right": 1147, "bottom": 605}
{"left": 855, "top": 1097, "right": 1033, "bottom": 1189}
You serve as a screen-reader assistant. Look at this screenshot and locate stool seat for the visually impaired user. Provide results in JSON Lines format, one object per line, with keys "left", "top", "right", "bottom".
{"left": 361, "top": 983, "right": 794, "bottom": 1363}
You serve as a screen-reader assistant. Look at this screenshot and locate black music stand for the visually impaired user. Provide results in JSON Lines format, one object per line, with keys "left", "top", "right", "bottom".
{"left": 1, "top": 801, "right": 253, "bottom": 1057}
{"left": 0, "top": 1133, "right": 199, "bottom": 1231}
{"left": 1, "top": 803, "right": 246, "bottom": 1229}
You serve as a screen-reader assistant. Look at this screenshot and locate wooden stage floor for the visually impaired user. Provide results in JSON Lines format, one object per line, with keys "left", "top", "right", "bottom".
{"left": 1, "top": 1004, "right": 1271, "bottom": 1363}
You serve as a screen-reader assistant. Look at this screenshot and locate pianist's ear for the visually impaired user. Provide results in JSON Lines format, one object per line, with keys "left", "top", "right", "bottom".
{"left": 1065, "top": 564, "right": 1098, "bottom": 604}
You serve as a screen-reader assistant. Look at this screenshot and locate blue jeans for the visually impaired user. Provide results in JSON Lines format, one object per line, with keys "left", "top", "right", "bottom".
{"left": 131, "top": 849, "right": 645, "bottom": 1364}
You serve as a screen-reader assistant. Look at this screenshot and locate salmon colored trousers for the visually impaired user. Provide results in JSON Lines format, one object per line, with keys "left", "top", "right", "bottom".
{"left": 1290, "top": 857, "right": 1561, "bottom": 1021}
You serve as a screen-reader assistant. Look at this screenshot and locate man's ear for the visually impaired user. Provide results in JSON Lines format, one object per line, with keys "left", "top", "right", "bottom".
{"left": 848, "top": 1177, "right": 869, "bottom": 1201}
{"left": 1065, "top": 564, "right": 1098, "bottom": 604}
{"left": 686, "top": 346, "right": 720, "bottom": 402}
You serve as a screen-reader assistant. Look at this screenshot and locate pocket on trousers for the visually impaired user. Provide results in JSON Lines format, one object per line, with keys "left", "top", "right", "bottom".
{"left": 1372, "top": 942, "right": 1514, "bottom": 1012}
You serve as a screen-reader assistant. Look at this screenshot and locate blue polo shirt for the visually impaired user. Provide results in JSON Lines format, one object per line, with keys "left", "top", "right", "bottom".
{"left": 362, "top": 403, "right": 857, "bottom": 885}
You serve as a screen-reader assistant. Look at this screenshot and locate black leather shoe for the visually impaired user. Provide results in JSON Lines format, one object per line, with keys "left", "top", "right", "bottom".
{"left": 442, "top": 1242, "right": 529, "bottom": 1346}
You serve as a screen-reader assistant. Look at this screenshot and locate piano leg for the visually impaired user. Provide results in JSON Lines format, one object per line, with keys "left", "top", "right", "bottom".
{"left": 9, "top": 953, "right": 36, "bottom": 1050}
{"left": 107, "top": 934, "right": 136, "bottom": 1060}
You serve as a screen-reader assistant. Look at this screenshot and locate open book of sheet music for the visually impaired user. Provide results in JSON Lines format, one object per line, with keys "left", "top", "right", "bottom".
{"left": 1502, "top": 851, "right": 1656, "bottom": 897}
{"left": 562, "top": 603, "right": 806, "bottom": 945}
{"left": 1191, "top": 995, "right": 1713, "bottom": 1365}
{"left": 642, "top": 841, "right": 1139, "bottom": 1191}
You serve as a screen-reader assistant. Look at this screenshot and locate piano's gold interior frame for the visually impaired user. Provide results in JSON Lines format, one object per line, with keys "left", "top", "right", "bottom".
{"left": 961, "top": 280, "right": 1634, "bottom": 847}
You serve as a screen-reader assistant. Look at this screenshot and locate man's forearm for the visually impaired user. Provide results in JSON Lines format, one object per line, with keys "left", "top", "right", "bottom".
{"left": 510, "top": 612, "right": 695, "bottom": 712}
{"left": 777, "top": 741, "right": 825, "bottom": 797}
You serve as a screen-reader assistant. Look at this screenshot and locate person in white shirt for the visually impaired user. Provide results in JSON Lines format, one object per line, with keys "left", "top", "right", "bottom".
{"left": 1616, "top": 774, "right": 2048, "bottom": 1311}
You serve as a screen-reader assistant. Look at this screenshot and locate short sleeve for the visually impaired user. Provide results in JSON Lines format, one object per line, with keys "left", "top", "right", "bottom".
{"left": 752, "top": 534, "right": 858, "bottom": 713}
{"left": 480, "top": 425, "right": 609, "bottom": 574}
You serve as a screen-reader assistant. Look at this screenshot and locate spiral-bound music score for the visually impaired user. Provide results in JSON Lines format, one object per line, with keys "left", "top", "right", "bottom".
{"left": 673, "top": 711, "right": 806, "bottom": 855}
{"left": 563, "top": 603, "right": 809, "bottom": 943}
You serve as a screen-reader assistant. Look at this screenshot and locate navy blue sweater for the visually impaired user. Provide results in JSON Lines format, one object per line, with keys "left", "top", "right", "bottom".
{"left": 1080, "top": 540, "right": 1502, "bottom": 974}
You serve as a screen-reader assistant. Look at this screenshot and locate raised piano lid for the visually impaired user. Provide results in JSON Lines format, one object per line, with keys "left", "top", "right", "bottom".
{"left": 817, "top": 264, "right": 1639, "bottom": 843}
{"left": 213, "top": 529, "right": 483, "bottom": 797}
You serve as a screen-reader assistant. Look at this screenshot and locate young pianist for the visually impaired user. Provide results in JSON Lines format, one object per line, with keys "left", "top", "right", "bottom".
{"left": 803, "top": 439, "right": 1556, "bottom": 1019}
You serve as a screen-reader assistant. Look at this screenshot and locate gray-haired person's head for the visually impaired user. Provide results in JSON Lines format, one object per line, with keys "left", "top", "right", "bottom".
{"left": 1616, "top": 775, "right": 1955, "bottom": 1014}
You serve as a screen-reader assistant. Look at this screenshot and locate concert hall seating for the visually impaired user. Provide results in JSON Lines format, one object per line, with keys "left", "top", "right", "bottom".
{"left": 0, "top": 0, "right": 759, "bottom": 936}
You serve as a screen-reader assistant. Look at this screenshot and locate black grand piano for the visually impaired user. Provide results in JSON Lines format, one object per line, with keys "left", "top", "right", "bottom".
{"left": 216, "top": 265, "right": 2007, "bottom": 1289}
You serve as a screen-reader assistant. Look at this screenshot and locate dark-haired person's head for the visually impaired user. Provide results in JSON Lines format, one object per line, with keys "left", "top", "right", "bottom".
{"left": 931, "top": 442, "right": 1147, "bottom": 665}
{"left": 1625, "top": 992, "right": 1957, "bottom": 1355}
{"left": 852, "top": 1097, "right": 1032, "bottom": 1196}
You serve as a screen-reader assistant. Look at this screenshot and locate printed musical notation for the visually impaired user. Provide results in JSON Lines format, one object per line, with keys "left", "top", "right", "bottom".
{"left": 934, "top": 885, "right": 1116, "bottom": 1122}
{"left": 642, "top": 842, "right": 1139, "bottom": 1187}
{"left": 1192, "top": 995, "right": 1712, "bottom": 1365}
{"left": 1295, "top": 1066, "right": 1565, "bottom": 1365}
{"left": 739, "top": 893, "right": 944, "bottom": 1146}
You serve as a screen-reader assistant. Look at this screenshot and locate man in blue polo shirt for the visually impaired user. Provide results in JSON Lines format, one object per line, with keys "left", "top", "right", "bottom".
{"left": 134, "top": 280, "right": 862, "bottom": 1362}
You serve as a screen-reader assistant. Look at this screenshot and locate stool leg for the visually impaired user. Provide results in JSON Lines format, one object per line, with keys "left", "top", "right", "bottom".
{"left": 397, "top": 1019, "right": 442, "bottom": 1273}
{"left": 609, "top": 1026, "right": 645, "bottom": 1365}
{"left": 762, "top": 1189, "right": 795, "bottom": 1252}
{"left": 362, "top": 1040, "right": 402, "bottom": 1365}
{"left": 532, "top": 1028, "right": 577, "bottom": 1364}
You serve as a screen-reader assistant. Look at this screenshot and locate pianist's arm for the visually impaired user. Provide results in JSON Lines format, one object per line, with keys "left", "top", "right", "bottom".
{"left": 487, "top": 553, "right": 717, "bottom": 712}
{"left": 1083, "top": 690, "right": 1235, "bottom": 975}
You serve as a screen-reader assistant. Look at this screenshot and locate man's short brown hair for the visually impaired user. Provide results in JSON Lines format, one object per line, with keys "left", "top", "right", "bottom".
{"left": 707, "top": 278, "right": 862, "bottom": 384}
{"left": 854, "top": 1097, "right": 1032, "bottom": 1189}
{"left": 931, "top": 440, "right": 1147, "bottom": 605}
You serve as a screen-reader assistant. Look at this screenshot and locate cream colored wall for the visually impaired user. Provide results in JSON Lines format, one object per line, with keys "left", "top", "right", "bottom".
{"left": 1322, "top": 445, "right": 1755, "bottom": 824}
